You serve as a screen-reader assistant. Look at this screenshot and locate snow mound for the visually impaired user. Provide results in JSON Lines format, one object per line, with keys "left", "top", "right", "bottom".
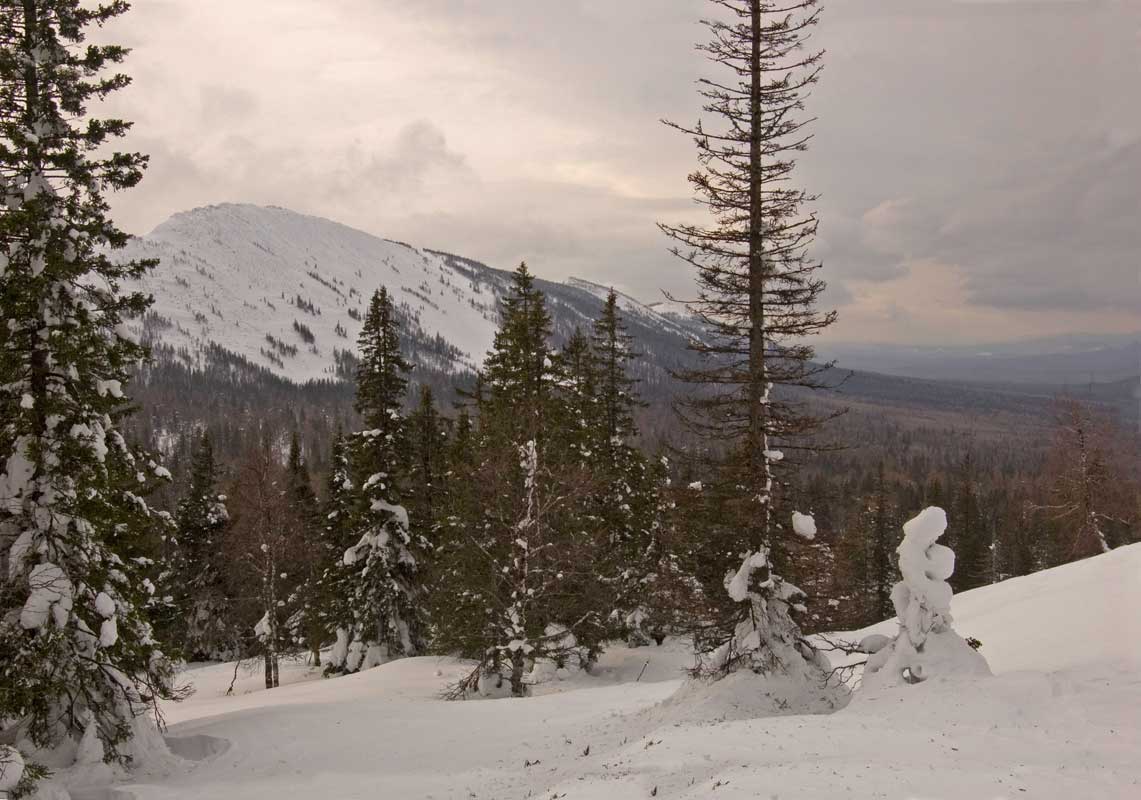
{"left": 651, "top": 668, "right": 845, "bottom": 726}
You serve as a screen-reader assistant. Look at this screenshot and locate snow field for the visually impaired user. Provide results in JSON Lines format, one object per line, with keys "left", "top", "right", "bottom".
{"left": 83, "top": 543, "right": 1141, "bottom": 800}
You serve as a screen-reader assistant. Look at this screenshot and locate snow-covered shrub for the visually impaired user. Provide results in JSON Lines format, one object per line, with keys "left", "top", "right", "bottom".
{"left": 863, "top": 507, "right": 990, "bottom": 689}
{"left": 701, "top": 546, "right": 847, "bottom": 711}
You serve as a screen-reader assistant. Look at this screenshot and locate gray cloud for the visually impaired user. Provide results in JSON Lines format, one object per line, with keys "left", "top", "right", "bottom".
{"left": 98, "top": 0, "right": 1141, "bottom": 343}
{"left": 200, "top": 85, "right": 259, "bottom": 123}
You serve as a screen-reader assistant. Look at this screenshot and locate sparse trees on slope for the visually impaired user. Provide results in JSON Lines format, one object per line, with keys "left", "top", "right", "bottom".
{"left": 660, "top": 0, "right": 838, "bottom": 684}
{"left": 0, "top": 0, "right": 181, "bottom": 766}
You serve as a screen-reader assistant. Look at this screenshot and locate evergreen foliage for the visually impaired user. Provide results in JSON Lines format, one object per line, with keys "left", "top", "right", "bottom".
{"left": 172, "top": 431, "right": 231, "bottom": 661}
{"left": 285, "top": 431, "right": 325, "bottom": 665}
{"left": 330, "top": 287, "right": 429, "bottom": 671}
{"left": 436, "top": 265, "right": 601, "bottom": 697}
{"left": 0, "top": 0, "right": 181, "bottom": 767}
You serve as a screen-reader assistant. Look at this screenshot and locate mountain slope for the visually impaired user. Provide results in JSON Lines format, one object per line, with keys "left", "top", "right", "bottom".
{"left": 121, "top": 204, "right": 696, "bottom": 385}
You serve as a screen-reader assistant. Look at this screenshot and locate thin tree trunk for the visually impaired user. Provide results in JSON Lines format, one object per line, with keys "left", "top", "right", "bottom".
{"left": 747, "top": 0, "right": 772, "bottom": 556}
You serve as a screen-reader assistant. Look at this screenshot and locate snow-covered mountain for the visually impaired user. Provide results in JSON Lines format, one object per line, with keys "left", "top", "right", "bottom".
{"left": 121, "top": 204, "right": 696, "bottom": 385}
{"left": 563, "top": 277, "right": 701, "bottom": 342}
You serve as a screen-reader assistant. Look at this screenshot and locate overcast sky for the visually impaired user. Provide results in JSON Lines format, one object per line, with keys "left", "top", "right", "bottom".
{"left": 102, "top": 0, "right": 1140, "bottom": 345}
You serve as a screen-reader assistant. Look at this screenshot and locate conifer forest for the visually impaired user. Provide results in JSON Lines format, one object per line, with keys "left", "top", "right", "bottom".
{"left": 1, "top": 2, "right": 1138, "bottom": 798}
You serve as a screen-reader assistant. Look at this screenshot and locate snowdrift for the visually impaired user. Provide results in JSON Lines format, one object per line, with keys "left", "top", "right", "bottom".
{"left": 68, "top": 543, "right": 1141, "bottom": 800}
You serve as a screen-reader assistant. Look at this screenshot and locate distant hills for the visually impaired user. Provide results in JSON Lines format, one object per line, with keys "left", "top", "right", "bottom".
{"left": 819, "top": 334, "right": 1139, "bottom": 386}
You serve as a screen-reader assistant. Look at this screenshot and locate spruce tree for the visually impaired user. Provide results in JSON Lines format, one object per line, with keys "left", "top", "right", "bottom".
{"left": 549, "top": 327, "right": 612, "bottom": 657}
{"left": 839, "top": 463, "right": 899, "bottom": 624}
{"left": 0, "top": 0, "right": 181, "bottom": 765}
{"left": 173, "top": 431, "right": 231, "bottom": 661}
{"left": 660, "top": 0, "right": 840, "bottom": 691}
{"left": 334, "top": 287, "right": 427, "bottom": 670}
{"left": 405, "top": 385, "right": 446, "bottom": 540}
{"left": 285, "top": 431, "right": 324, "bottom": 665}
{"left": 440, "top": 265, "right": 594, "bottom": 697}
{"left": 584, "top": 292, "right": 659, "bottom": 645}
{"left": 590, "top": 291, "right": 641, "bottom": 449}
{"left": 950, "top": 452, "right": 988, "bottom": 592}
{"left": 315, "top": 427, "right": 356, "bottom": 671}
{"left": 555, "top": 327, "right": 600, "bottom": 463}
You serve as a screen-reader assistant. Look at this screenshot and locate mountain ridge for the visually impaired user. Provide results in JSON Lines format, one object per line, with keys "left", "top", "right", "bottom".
{"left": 121, "top": 203, "right": 696, "bottom": 387}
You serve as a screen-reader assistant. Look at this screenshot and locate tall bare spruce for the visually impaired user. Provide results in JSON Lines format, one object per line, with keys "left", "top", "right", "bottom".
{"left": 662, "top": 0, "right": 840, "bottom": 689}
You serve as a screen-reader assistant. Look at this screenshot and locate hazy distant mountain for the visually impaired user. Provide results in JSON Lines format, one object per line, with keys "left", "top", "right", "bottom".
{"left": 820, "top": 334, "right": 1140, "bottom": 386}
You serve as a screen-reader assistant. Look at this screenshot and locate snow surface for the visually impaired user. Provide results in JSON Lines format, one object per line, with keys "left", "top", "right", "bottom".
{"left": 61, "top": 543, "right": 1141, "bottom": 800}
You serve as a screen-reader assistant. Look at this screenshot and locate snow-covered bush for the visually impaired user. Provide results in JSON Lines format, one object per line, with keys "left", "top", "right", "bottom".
{"left": 703, "top": 546, "right": 846, "bottom": 711}
{"left": 863, "top": 507, "right": 990, "bottom": 689}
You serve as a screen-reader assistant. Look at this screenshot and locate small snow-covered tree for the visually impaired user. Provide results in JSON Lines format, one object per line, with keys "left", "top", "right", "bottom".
{"left": 0, "top": 0, "right": 180, "bottom": 768}
{"left": 862, "top": 507, "right": 990, "bottom": 689}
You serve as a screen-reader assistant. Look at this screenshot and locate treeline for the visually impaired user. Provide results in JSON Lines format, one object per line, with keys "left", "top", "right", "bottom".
{"left": 153, "top": 275, "right": 1141, "bottom": 691}
{"left": 158, "top": 268, "right": 687, "bottom": 696}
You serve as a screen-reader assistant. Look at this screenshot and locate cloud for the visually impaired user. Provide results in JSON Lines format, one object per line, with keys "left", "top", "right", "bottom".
{"left": 96, "top": 0, "right": 1141, "bottom": 344}
{"left": 199, "top": 85, "right": 259, "bottom": 123}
